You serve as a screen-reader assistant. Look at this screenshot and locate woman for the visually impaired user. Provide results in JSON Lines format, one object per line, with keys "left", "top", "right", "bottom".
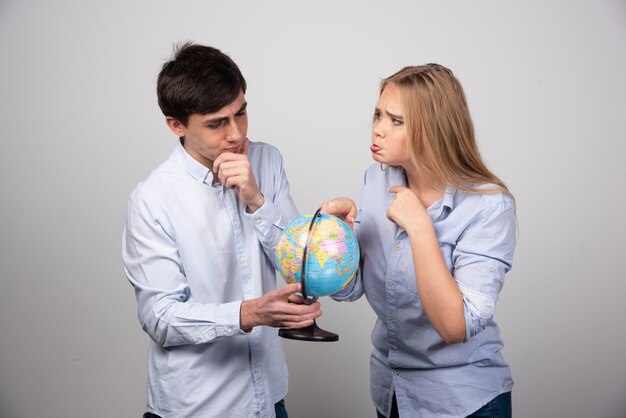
{"left": 323, "top": 64, "right": 516, "bottom": 418}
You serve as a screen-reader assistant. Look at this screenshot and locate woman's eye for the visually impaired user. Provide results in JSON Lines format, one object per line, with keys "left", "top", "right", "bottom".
{"left": 373, "top": 112, "right": 381, "bottom": 121}
{"left": 392, "top": 118, "right": 403, "bottom": 126}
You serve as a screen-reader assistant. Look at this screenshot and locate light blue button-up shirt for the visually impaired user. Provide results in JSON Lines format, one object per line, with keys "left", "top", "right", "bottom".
{"left": 334, "top": 164, "right": 516, "bottom": 418}
{"left": 122, "top": 142, "right": 298, "bottom": 418}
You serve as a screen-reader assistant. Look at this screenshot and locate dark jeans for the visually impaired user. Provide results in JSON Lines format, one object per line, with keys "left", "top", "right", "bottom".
{"left": 467, "top": 392, "right": 512, "bottom": 418}
{"left": 143, "top": 399, "right": 288, "bottom": 418}
{"left": 376, "top": 391, "right": 511, "bottom": 418}
{"left": 375, "top": 393, "right": 399, "bottom": 418}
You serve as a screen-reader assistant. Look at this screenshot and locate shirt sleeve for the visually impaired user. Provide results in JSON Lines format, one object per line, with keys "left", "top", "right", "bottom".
{"left": 122, "top": 188, "right": 246, "bottom": 348}
{"left": 243, "top": 146, "right": 299, "bottom": 269}
{"left": 452, "top": 199, "right": 516, "bottom": 341}
{"left": 330, "top": 264, "right": 364, "bottom": 301}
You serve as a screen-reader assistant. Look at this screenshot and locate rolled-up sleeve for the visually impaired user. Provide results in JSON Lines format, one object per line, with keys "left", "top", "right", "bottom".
{"left": 452, "top": 199, "right": 516, "bottom": 341}
{"left": 122, "top": 188, "right": 245, "bottom": 348}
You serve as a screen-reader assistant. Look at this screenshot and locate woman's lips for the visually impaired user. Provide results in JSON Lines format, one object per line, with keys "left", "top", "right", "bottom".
{"left": 370, "top": 144, "right": 382, "bottom": 153}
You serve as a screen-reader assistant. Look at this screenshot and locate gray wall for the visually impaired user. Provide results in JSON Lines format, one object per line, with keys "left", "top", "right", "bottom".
{"left": 1, "top": 1, "right": 625, "bottom": 417}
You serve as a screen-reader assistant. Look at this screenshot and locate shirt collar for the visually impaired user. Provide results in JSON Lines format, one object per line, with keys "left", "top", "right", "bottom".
{"left": 173, "top": 144, "right": 219, "bottom": 186}
{"left": 427, "top": 185, "right": 455, "bottom": 220}
{"left": 441, "top": 185, "right": 456, "bottom": 211}
{"left": 388, "top": 166, "right": 456, "bottom": 211}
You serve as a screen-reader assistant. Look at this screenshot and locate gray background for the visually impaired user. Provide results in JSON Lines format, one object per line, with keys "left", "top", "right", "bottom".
{"left": 1, "top": 1, "right": 625, "bottom": 417}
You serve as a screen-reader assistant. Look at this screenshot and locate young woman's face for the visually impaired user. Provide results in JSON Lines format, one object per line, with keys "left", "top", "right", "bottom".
{"left": 371, "top": 84, "right": 411, "bottom": 168}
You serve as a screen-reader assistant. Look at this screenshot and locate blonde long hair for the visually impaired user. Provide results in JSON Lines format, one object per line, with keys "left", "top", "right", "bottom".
{"left": 381, "top": 64, "right": 511, "bottom": 196}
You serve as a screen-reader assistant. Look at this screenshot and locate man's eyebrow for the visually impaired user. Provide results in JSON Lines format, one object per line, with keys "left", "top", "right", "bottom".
{"left": 204, "top": 102, "right": 248, "bottom": 125}
{"left": 236, "top": 102, "right": 248, "bottom": 114}
{"left": 205, "top": 115, "right": 228, "bottom": 125}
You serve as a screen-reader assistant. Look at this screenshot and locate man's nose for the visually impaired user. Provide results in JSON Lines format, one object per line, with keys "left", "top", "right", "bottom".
{"left": 226, "top": 119, "right": 244, "bottom": 141}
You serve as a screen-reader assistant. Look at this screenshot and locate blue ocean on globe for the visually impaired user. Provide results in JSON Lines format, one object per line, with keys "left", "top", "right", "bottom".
{"left": 275, "top": 213, "right": 360, "bottom": 297}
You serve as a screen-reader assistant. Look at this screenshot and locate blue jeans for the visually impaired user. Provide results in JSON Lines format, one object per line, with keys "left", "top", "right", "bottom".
{"left": 467, "top": 392, "right": 512, "bottom": 418}
{"left": 143, "top": 400, "right": 288, "bottom": 418}
{"left": 375, "top": 393, "right": 399, "bottom": 418}
{"left": 376, "top": 392, "right": 511, "bottom": 418}
{"left": 274, "top": 399, "right": 288, "bottom": 418}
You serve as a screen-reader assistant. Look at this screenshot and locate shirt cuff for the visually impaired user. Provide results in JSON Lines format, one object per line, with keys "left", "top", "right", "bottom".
{"left": 214, "top": 300, "right": 245, "bottom": 337}
{"left": 244, "top": 198, "right": 282, "bottom": 234}
{"left": 330, "top": 275, "right": 357, "bottom": 300}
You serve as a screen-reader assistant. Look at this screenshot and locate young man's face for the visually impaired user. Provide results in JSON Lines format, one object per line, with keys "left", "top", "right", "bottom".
{"left": 166, "top": 91, "right": 248, "bottom": 170}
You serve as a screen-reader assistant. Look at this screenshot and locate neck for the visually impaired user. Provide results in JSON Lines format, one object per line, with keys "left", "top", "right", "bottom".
{"left": 403, "top": 163, "right": 446, "bottom": 208}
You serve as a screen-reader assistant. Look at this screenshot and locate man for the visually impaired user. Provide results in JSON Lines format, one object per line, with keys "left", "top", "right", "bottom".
{"left": 122, "top": 43, "right": 320, "bottom": 418}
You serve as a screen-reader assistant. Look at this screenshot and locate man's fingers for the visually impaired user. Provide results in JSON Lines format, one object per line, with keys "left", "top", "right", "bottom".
{"left": 283, "top": 319, "right": 315, "bottom": 329}
{"left": 279, "top": 282, "right": 302, "bottom": 296}
{"left": 277, "top": 299, "right": 321, "bottom": 316}
{"left": 241, "top": 138, "right": 249, "bottom": 155}
{"left": 287, "top": 293, "right": 305, "bottom": 304}
{"left": 278, "top": 308, "right": 322, "bottom": 328}
{"left": 213, "top": 151, "right": 247, "bottom": 173}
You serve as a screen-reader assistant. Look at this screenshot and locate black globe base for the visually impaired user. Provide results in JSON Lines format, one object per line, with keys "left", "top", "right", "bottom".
{"left": 278, "top": 320, "right": 338, "bottom": 342}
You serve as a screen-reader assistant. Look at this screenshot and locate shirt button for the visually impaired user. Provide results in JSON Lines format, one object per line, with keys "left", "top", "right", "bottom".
{"left": 387, "top": 313, "right": 395, "bottom": 320}
{"left": 255, "top": 219, "right": 262, "bottom": 225}
{"left": 488, "top": 265, "right": 494, "bottom": 272}
{"left": 233, "top": 220, "right": 240, "bottom": 226}
{"left": 239, "top": 256, "right": 246, "bottom": 263}
{"left": 226, "top": 328, "right": 233, "bottom": 335}
{"left": 394, "top": 244, "right": 401, "bottom": 252}
{"left": 393, "top": 369, "right": 400, "bottom": 375}
{"left": 386, "top": 279, "right": 394, "bottom": 287}
{"left": 245, "top": 294, "right": 252, "bottom": 300}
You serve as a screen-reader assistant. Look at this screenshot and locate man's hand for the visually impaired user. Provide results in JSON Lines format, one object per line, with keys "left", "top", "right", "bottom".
{"left": 240, "top": 283, "right": 322, "bottom": 330}
{"left": 320, "top": 197, "right": 357, "bottom": 228}
{"left": 213, "top": 139, "right": 265, "bottom": 212}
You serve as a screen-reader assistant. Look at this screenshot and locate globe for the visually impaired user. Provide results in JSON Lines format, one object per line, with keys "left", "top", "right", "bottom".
{"left": 275, "top": 213, "right": 360, "bottom": 298}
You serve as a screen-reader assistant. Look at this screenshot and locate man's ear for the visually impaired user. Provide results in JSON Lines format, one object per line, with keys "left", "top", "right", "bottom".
{"left": 165, "top": 117, "right": 186, "bottom": 137}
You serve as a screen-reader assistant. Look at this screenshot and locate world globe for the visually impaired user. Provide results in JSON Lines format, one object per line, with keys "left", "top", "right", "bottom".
{"left": 275, "top": 212, "right": 360, "bottom": 298}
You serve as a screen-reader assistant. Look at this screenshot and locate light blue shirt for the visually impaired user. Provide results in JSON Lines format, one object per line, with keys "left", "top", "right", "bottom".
{"left": 122, "top": 142, "right": 298, "bottom": 418}
{"left": 334, "top": 164, "right": 516, "bottom": 418}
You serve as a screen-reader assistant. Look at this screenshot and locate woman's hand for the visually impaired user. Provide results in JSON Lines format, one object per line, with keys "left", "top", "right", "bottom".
{"left": 387, "top": 186, "right": 432, "bottom": 236}
{"left": 320, "top": 197, "right": 357, "bottom": 228}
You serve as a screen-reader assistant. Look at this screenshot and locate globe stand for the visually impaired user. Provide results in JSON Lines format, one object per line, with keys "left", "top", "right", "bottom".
{"left": 278, "top": 321, "right": 338, "bottom": 342}
{"left": 278, "top": 208, "right": 339, "bottom": 342}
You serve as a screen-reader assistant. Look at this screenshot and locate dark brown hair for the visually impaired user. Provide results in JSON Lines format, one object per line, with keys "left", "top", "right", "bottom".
{"left": 157, "top": 42, "right": 247, "bottom": 126}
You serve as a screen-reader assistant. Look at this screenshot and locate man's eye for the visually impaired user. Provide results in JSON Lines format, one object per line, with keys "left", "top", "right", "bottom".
{"left": 208, "top": 121, "right": 225, "bottom": 129}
